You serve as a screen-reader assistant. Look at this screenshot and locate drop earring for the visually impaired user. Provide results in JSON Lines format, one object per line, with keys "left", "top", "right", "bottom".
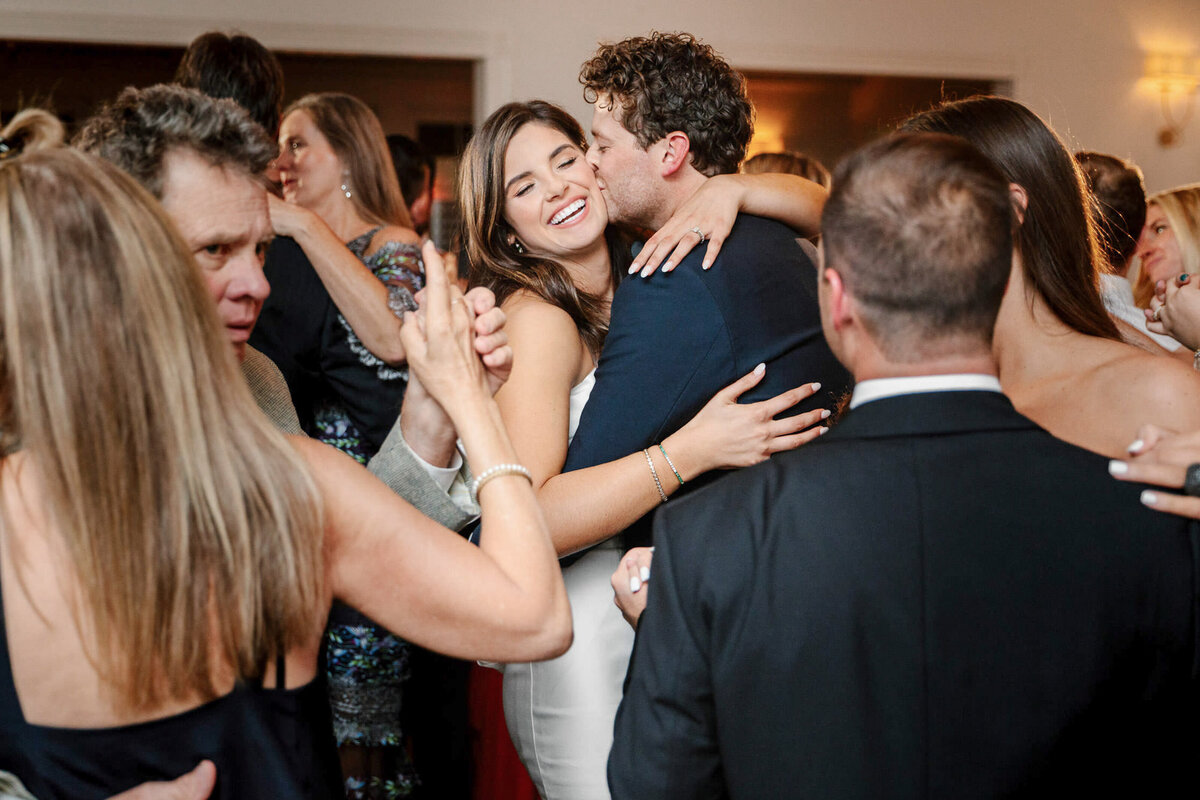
{"left": 512, "top": 239, "right": 525, "bottom": 254}
{"left": 341, "top": 171, "right": 352, "bottom": 200}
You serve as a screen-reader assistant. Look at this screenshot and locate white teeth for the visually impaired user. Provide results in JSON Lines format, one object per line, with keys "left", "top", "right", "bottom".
{"left": 551, "top": 199, "right": 585, "bottom": 225}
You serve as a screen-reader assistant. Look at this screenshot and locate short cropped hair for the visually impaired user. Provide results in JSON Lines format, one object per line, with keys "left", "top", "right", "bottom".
{"left": 580, "top": 32, "right": 753, "bottom": 176}
{"left": 175, "top": 31, "right": 285, "bottom": 139}
{"left": 74, "top": 84, "right": 275, "bottom": 199}
{"left": 1075, "top": 151, "right": 1146, "bottom": 269}
{"left": 822, "top": 133, "right": 1014, "bottom": 360}
{"left": 386, "top": 134, "right": 435, "bottom": 209}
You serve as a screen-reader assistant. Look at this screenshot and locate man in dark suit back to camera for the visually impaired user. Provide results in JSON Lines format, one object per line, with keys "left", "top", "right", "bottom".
{"left": 609, "top": 133, "right": 1200, "bottom": 798}
{"left": 563, "top": 33, "right": 852, "bottom": 548}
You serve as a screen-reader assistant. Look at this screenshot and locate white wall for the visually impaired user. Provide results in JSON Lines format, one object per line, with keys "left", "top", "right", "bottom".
{"left": 5, "top": 0, "right": 1200, "bottom": 191}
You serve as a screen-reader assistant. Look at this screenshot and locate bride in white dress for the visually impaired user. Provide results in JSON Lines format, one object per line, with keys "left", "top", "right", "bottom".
{"left": 459, "top": 100, "right": 827, "bottom": 799}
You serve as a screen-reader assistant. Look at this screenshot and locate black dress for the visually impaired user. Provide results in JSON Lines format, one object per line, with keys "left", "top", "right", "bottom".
{"left": 0, "top": 572, "right": 342, "bottom": 799}
{"left": 250, "top": 229, "right": 422, "bottom": 464}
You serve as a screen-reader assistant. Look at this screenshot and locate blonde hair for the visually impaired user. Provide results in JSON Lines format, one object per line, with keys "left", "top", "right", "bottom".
{"left": 0, "top": 110, "right": 325, "bottom": 712}
{"left": 283, "top": 93, "right": 414, "bottom": 230}
{"left": 1134, "top": 183, "right": 1200, "bottom": 307}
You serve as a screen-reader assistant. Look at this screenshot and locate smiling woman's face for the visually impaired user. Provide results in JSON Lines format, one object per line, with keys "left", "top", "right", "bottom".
{"left": 502, "top": 122, "right": 608, "bottom": 261}
{"left": 1137, "top": 202, "right": 1184, "bottom": 284}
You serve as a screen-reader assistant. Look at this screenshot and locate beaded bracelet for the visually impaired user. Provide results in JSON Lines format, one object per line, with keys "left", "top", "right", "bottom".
{"left": 470, "top": 462, "right": 533, "bottom": 502}
{"left": 643, "top": 448, "right": 668, "bottom": 503}
{"left": 657, "top": 443, "right": 684, "bottom": 486}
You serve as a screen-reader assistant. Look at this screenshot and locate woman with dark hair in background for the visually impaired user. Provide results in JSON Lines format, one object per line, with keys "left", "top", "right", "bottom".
{"left": 902, "top": 96, "right": 1200, "bottom": 458}
{"left": 0, "top": 109, "right": 569, "bottom": 799}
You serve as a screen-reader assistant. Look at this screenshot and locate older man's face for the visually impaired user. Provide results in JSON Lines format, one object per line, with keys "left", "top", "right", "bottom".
{"left": 159, "top": 149, "right": 272, "bottom": 362}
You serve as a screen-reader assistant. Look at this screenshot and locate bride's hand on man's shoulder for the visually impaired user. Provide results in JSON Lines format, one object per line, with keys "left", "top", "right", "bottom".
{"left": 628, "top": 174, "right": 743, "bottom": 278}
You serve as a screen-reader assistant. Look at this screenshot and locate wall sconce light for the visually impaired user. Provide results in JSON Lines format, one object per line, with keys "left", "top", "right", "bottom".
{"left": 1144, "top": 52, "right": 1200, "bottom": 147}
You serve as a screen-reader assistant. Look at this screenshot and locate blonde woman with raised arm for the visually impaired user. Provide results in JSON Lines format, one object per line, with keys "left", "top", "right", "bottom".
{"left": 0, "top": 111, "right": 568, "bottom": 799}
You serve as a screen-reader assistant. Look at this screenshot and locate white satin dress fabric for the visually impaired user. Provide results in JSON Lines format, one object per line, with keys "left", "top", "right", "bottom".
{"left": 501, "top": 369, "right": 636, "bottom": 800}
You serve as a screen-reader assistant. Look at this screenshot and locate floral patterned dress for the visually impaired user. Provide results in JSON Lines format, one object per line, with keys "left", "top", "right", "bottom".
{"left": 324, "top": 227, "right": 424, "bottom": 799}
{"left": 313, "top": 227, "right": 423, "bottom": 464}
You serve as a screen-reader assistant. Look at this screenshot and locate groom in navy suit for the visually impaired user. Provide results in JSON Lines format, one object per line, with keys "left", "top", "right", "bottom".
{"left": 563, "top": 33, "right": 851, "bottom": 547}
{"left": 609, "top": 133, "right": 1200, "bottom": 797}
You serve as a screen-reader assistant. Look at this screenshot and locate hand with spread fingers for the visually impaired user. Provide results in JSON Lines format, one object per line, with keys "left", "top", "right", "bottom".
{"left": 629, "top": 175, "right": 741, "bottom": 277}
{"left": 628, "top": 172, "right": 827, "bottom": 277}
{"left": 1146, "top": 273, "right": 1200, "bottom": 350}
{"left": 1109, "top": 423, "right": 1200, "bottom": 518}
{"left": 611, "top": 547, "right": 655, "bottom": 629}
{"left": 662, "top": 364, "right": 830, "bottom": 475}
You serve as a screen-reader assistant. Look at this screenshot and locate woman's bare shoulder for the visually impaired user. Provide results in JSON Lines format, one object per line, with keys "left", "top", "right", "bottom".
{"left": 370, "top": 225, "right": 422, "bottom": 251}
{"left": 1096, "top": 345, "right": 1200, "bottom": 427}
{"left": 503, "top": 290, "right": 578, "bottom": 332}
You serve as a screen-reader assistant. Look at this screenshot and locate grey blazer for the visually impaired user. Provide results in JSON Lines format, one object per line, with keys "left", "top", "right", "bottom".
{"left": 241, "top": 345, "right": 478, "bottom": 532}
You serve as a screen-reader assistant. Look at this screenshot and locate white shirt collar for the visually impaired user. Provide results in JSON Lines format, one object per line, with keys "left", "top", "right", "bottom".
{"left": 849, "top": 373, "right": 1002, "bottom": 410}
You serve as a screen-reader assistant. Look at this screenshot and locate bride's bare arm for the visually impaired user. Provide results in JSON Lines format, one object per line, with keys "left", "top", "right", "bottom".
{"left": 496, "top": 300, "right": 827, "bottom": 557}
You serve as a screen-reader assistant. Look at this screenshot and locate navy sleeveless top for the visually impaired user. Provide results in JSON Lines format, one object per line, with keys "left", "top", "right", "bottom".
{"left": 0, "top": 571, "right": 342, "bottom": 799}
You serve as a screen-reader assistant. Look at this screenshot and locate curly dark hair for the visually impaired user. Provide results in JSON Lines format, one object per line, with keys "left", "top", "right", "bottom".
{"left": 580, "top": 32, "right": 753, "bottom": 176}
{"left": 74, "top": 84, "right": 275, "bottom": 200}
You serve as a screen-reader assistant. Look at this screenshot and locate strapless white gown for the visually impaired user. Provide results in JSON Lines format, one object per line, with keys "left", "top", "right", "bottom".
{"left": 502, "top": 369, "right": 635, "bottom": 800}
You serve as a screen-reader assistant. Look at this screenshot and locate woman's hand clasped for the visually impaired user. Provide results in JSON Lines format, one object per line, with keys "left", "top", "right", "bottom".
{"left": 1147, "top": 274, "right": 1200, "bottom": 351}
{"left": 665, "top": 364, "right": 829, "bottom": 477}
{"left": 400, "top": 241, "right": 492, "bottom": 415}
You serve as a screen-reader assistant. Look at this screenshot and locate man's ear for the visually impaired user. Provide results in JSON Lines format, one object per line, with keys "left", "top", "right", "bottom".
{"left": 1009, "top": 182, "right": 1029, "bottom": 225}
{"left": 823, "top": 266, "right": 853, "bottom": 332}
{"left": 659, "top": 131, "right": 692, "bottom": 178}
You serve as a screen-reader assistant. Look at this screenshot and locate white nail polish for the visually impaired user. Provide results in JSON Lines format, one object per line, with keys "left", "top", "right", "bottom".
{"left": 818, "top": 426, "right": 829, "bottom": 435}
{"left": 821, "top": 409, "right": 831, "bottom": 419}
{"left": 628, "top": 263, "right": 640, "bottom": 274}
{"left": 1141, "top": 490, "right": 1159, "bottom": 506}
{"left": 640, "top": 566, "right": 651, "bottom": 582}
{"left": 754, "top": 362, "right": 766, "bottom": 375}
{"left": 1128, "top": 439, "right": 1145, "bottom": 453}
{"left": 811, "top": 382, "right": 821, "bottom": 392}
{"left": 629, "top": 576, "right": 642, "bottom": 593}
{"left": 640, "top": 267, "right": 653, "bottom": 278}
{"left": 1108, "top": 460, "right": 1128, "bottom": 476}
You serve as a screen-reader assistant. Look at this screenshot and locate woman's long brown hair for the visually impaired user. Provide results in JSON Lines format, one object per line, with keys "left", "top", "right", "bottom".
{"left": 459, "top": 101, "right": 629, "bottom": 356}
{"left": 903, "top": 96, "right": 1121, "bottom": 341}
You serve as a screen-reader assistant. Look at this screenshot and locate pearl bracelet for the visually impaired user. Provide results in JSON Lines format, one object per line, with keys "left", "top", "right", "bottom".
{"left": 470, "top": 463, "right": 533, "bottom": 502}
